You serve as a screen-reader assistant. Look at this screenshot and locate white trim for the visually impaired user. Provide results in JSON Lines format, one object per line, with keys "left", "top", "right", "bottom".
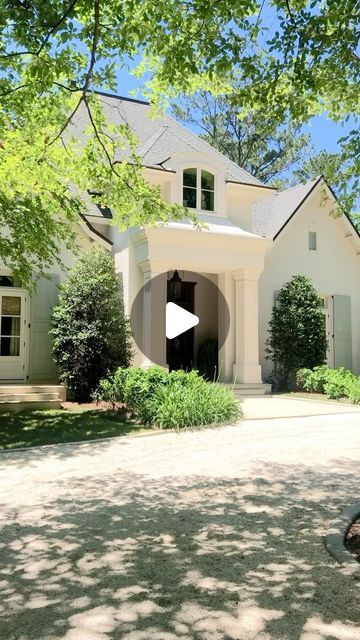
{"left": 182, "top": 166, "right": 216, "bottom": 213}
{"left": 170, "top": 152, "right": 227, "bottom": 215}
{"left": 0, "top": 288, "right": 28, "bottom": 381}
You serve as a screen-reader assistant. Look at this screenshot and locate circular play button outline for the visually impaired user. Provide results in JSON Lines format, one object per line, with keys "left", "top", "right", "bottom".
{"left": 130, "top": 270, "right": 230, "bottom": 369}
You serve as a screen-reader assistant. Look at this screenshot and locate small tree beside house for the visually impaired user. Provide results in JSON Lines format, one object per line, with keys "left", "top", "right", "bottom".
{"left": 51, "top": 247, "right": 132, "bottom": 401}
{"left": 266, "top": 274, "right": 327, "bottom": 390}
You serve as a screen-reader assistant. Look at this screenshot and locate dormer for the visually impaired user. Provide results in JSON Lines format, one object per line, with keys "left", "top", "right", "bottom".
{"left": 165, "top": 152, "right": 227, "bottom": 216}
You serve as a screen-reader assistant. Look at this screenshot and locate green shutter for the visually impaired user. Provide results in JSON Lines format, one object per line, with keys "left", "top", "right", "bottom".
{"left": 333, "top": 295, "right": 352, "bottom": 370}
{"left": 29, "top": 275, "right": 60, "bottom": 381}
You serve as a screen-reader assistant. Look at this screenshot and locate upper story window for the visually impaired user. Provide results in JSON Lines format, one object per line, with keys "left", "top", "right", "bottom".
{"left": 309, "top": 231, "right": 317, "bottom": 251}
{"left": 183, "top": 168, "right": 215, "bottom": 212}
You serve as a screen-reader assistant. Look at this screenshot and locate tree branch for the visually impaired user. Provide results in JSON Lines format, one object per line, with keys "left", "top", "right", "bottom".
{"left": 0, "top": 83, "right": 29, "bottom": 97}
{"left": 37, "top": 0, "right": 78, "bottom": 56}
{"left": 0, "top": 0, "right": 78, "bottom": 60}
{"left": 46, "top": 0, "right": 100, "bottom": 148}
{"left": 284, "top": 0, "right": 297, "bottom": 27}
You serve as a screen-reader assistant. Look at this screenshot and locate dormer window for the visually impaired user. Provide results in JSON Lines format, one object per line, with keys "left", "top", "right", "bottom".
{"left": 183, "top": 168, "right": 215, "bottom": 211}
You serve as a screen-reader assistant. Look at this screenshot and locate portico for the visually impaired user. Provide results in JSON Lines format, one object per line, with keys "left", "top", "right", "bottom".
{"left": 128, "top": 217, "right": 271, "bottom": 384}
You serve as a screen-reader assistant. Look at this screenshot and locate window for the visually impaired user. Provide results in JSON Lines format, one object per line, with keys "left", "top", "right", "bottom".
{"left": 0, "top": 275, "right": 22, "bottom": 287}
{"left": 183, "top": 168, "right": 215, "bottom": 211}
{"left": 0, "top": 296, "right": 21, "bottom": 356}
{"left": 183, "top": 168, "right": 197, "bottom": 209}
{"left": 309, "top": 231, "right": 317, "bottom": 251}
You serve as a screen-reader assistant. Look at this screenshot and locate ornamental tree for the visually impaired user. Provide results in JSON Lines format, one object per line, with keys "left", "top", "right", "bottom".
{"left": 51, "top": 246, "right": 132, "bottom": 400}
{"left": 0, "top": 0, "right": 357, "bottom": 284}
{"left": 266, "top": 274, "right": 327, "bottom": 389}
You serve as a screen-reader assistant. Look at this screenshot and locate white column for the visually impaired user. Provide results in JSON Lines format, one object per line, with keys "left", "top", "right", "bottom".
{"left": 218, "top": 272, "right": 235, "bottom": 382}
{"left": 140, "top": 265, "right": 167, "bottom": 369}
{"left": 232, "top": 268, "right": 262, "bottom": 384}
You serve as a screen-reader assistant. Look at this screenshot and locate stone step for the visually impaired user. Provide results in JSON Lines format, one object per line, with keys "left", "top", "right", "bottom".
{"left": 0, "top": 392, "right": 60, "bottom": 402}
{"left": 0, "top": 399, "right": 62, "bottom": 411}
{"left": 226, "top": 383, "right": 272, "bottom": 397}
{"left": 0, "top": 384, "right": 66, "bottom": 401}
{"left": 0, "top": 383, "right": 66, "bottom": 411}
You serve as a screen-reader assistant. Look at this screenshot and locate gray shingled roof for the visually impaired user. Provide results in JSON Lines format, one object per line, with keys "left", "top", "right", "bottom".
{"left": 69, "top": 92, "right": 325, "bottom": 238}
{"left": 252, "top": 177, "right": 321, "bottom": 238}
{"left": 70, "top": 92, "right": 263, "bottom": 187}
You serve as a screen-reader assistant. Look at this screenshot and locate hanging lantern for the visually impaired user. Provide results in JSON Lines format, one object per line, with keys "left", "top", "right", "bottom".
{"left": 168, "top": 269, "right": 183, "bottom": 300}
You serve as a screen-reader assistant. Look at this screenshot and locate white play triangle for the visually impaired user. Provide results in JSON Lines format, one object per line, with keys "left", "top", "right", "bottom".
{"left": 166, "top": 302, "right": 199, "bottom": 339}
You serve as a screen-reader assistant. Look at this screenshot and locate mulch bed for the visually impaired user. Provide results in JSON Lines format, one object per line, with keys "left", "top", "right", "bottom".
{"left": 62, "top": 400, "right": 112, "bottom": 411}
{"left": 345, "top": 520, "right": 360, "bottom": 561}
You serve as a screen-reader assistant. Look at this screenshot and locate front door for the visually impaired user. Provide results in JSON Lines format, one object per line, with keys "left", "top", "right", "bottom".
{"left": 0, "top": 290, "right": 27, "bottom": 380}
{"left": 166, "top": 281, "right": 196, "bottom": 372}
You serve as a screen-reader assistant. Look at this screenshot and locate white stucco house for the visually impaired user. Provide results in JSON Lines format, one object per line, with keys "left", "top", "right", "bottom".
{"left": 1, "top": 92, "right": 359, "bottom": 393}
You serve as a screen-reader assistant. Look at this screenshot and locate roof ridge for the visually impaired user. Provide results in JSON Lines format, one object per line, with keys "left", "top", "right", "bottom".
{"left": 91, "top": 89, "right": 150, "bottom": 106}
{"left": 139, "top": 125, "right": 168, "bottom": 158}
{"left": 277, "top": 176, "right": 321, "bottom": 195}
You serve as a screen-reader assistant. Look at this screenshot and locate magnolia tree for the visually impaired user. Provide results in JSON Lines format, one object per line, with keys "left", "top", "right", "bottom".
{"left": 51, "top": 247, "right": 132, "bottom": 400}
{"left": 266, "top": 274, "right": 327, "bottom": 390}
{"left": 0, "top": 0, "right": 358, "bottom": 284}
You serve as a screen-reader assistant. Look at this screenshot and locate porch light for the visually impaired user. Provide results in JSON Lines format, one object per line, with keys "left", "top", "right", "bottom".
{"left": 168, "top": 269, "right": 183, "bottom": 300}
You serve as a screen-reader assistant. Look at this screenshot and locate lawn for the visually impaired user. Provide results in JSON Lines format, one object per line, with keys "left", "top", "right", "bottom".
{"left": 0, "top": 408, "right": 145, "bottom": 450}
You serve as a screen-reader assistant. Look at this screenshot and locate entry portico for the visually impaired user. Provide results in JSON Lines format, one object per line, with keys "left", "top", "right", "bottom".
{"left": 127, "top": 216, "right": 271, "bottom": 384}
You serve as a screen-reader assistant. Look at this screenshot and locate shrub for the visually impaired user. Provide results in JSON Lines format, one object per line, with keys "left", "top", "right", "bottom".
{"left": 296, "top": 365, "right": 357, "bottom": 400}
{"left": 296, "top": 365, "right": 332, "bottom": 393}
{"left": 295, "top": 368, "right": 312, "bottom": 390}
{"left": 266, "top": 275, "right": 327, "bottom": 390}
{"left": 347, "top": 380, "right": 360, "bottom": 405}
{"left": 95, "top": 367, "right": 241, "bottom": 428}
{"left": 51, "top": 247, "right": 132, "bottom": 401}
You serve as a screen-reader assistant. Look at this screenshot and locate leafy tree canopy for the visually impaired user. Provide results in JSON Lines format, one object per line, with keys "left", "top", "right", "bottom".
{"left": 172, "top": 92, "right": 312, "bottom": 188}
{"left": 291, "top": 150, "right": 359, "bottom": 214}
{"left": 0, "top": 0, "right": 358, "bottom": 283}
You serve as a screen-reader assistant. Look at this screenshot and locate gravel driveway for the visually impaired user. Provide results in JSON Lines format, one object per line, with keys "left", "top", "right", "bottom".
{"left": 1, "top": 412, "right": 360, "bottom": 639}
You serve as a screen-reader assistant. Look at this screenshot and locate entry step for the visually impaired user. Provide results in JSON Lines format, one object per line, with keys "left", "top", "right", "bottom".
{"left": 0, "top": 384, "right": 66, "bottom": 411}
{"left": 226, "top": 383, "right": 272, "bottom": 397}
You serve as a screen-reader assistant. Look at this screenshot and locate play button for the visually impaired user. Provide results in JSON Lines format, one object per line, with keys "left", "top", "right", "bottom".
{"left": 166, "top": 302, "right": 199, "bottom": 339}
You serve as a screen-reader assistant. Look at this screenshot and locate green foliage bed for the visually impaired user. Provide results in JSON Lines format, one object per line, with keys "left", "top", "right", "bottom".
{"left": 296, "top": 366, "right": 360, "bottom": 404}
{"left": 96, "top": 367, "right": 241, "bottom": 429}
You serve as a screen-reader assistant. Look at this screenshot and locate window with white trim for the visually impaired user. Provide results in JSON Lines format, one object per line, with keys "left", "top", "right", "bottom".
{"left": 309, "top": 231, "right": 317, "bottom": 251}
{"left": 183, "top": 168, "right": 215, "bottom": 211}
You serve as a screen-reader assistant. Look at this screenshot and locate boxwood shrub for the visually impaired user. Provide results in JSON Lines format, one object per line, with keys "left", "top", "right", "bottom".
{"left": 95, "top": 366, "right": 241, "bottom": 428}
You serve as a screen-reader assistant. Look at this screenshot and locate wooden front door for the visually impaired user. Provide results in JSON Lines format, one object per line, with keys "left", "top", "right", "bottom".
{"left": 166, "top": 281, "right": 196, "bottom": 371}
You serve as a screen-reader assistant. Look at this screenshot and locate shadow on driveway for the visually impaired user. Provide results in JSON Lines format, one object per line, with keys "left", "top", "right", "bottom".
{"left": 0, "top": 460, "right": 359, "bottom": 639}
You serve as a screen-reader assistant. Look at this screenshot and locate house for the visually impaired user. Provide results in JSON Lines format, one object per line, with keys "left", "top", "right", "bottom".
{"left": 1, "top": 92, "right": 359, "bottom": 392}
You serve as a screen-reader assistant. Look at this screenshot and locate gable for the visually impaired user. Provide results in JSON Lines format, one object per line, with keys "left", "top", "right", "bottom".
{"left": 269, "top": 184, "right": 360, "bottom": 266}
{"left": 252, "top": 176, "right": 360, "bottom": 254}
